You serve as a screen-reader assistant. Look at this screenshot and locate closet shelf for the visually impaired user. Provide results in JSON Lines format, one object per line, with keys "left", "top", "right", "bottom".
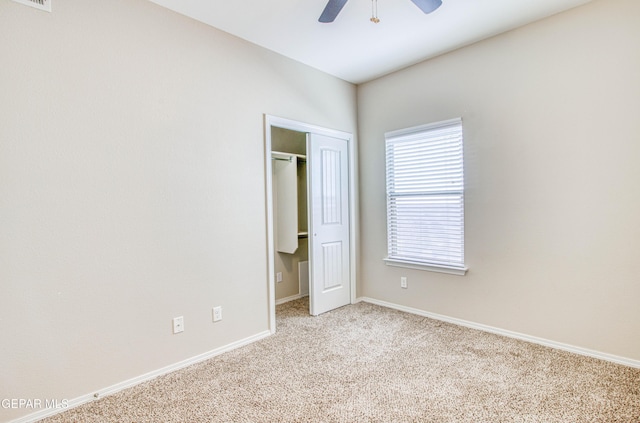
{"left": 272, "top": 151, "right": 307, "bottom": 162}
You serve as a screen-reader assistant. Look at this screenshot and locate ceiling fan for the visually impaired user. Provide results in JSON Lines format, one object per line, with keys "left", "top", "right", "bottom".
{"left": 319, "top": 0, "right": 442, "bottom": 23}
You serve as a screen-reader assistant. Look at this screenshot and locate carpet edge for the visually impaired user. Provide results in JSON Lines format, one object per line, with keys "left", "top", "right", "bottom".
{"left": 357, "top": 296, "right": 640, "bottom": 369}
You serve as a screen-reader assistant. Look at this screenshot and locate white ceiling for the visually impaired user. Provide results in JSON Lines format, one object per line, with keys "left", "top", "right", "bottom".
{"left": 148, "top": 0, "right": 593, "bottom": 84}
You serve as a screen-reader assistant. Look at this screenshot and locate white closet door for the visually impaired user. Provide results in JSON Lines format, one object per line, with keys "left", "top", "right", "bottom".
{"left": 308, "top": 134, "right": 350, "bottom": 315}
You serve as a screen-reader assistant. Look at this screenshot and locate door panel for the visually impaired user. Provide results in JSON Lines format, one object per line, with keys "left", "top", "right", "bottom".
{"left": 320, "top": 148, "right": 342, "bottom": 225}
{"left": 308, "top": 133, "right": 350, "bottom": 315}
{"left": 322, "top": 241, "right": 343, "bottom": 291}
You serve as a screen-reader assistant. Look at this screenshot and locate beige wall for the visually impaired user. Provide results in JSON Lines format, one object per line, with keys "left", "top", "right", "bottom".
{"left": 272, "top": 127, "right": 307, "bottom": 157}
{"left": 357, "top": 0, "right": 640, "bottom": 362}
{"left": 0, "top": 0, "right": 356, "bottom": 421}
{"left": 275, "top": 240, "right": 309, "bottom": 300}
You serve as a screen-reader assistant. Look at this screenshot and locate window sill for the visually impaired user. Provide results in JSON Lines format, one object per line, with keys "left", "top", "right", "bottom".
{"left": 384, "top": 258, "right": 468, "bottom": 276}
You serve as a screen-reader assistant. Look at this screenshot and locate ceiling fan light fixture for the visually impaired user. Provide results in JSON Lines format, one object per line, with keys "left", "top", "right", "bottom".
{"left": 370, "top": 0, "right": 380, "bottom": 23}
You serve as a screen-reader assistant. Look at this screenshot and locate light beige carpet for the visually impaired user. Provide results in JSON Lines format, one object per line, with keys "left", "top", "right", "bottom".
{"left": 43, "top": 298, "right": 639, "bottom": 422}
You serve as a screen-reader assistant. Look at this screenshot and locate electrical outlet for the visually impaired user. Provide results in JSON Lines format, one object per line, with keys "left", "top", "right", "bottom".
{"left": 401, "top": 276, "right": 408, "bottom": 289}
{"left": 213, "top": 306, "right": 223, "bottom": 322}
{"left": 276, "top": 272, "right": 283, "bottom": 283}
{"left": 172, "top": 316, "right": 184, "bottom": 334}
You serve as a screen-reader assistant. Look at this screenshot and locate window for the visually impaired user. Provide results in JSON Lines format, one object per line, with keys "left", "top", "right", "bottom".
{"left": 384, "top": 118, "right": 467, "bottom": 275}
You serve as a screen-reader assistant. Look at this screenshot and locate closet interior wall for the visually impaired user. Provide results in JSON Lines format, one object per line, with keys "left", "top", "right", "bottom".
{"left": 271, "top": 127, "right": 309, "bottom": 302}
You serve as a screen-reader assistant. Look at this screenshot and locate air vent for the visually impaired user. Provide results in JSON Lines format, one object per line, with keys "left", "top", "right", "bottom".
{"left": 12, "top": 0, "right": 51, "bottom": 12}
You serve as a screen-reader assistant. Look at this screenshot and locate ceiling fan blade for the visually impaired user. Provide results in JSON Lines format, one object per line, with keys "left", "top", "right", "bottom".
{"left": 319, "top": 0, "right": 349, "bottom": 23}
{"left": 410, "top": 0, "right": 442, "bottom": 14}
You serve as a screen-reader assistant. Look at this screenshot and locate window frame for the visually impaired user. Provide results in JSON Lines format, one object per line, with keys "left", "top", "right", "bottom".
{"left": 383, "top": 118, "right": 468, "bottom": 276}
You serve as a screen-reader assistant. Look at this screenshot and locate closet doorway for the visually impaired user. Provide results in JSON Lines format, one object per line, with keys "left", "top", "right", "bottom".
{"left": 264, "top": 115, "right": 356, "bottom": 333}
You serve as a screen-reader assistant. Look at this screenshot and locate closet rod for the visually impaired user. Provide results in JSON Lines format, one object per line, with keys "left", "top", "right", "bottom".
{"left": 272, "top": 156, "right": 292, "bottom": 162}
{"left": 272, "top": 151, "right": 306, "bottom": 162}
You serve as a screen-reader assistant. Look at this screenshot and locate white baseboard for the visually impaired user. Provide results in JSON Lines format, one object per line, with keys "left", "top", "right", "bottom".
{"left": 275, "top": 293, "right": 307, "bottom": 305}
{"left": 358, "top": 296, "right": 640, "bottom": 369}
{"left": 9, "top": 330, "right": 272, "bottom": 423}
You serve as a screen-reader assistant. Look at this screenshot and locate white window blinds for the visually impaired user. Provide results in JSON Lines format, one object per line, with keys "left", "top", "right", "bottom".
{"left": 385, "top": 118, "right": 466, "bottom": 273}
